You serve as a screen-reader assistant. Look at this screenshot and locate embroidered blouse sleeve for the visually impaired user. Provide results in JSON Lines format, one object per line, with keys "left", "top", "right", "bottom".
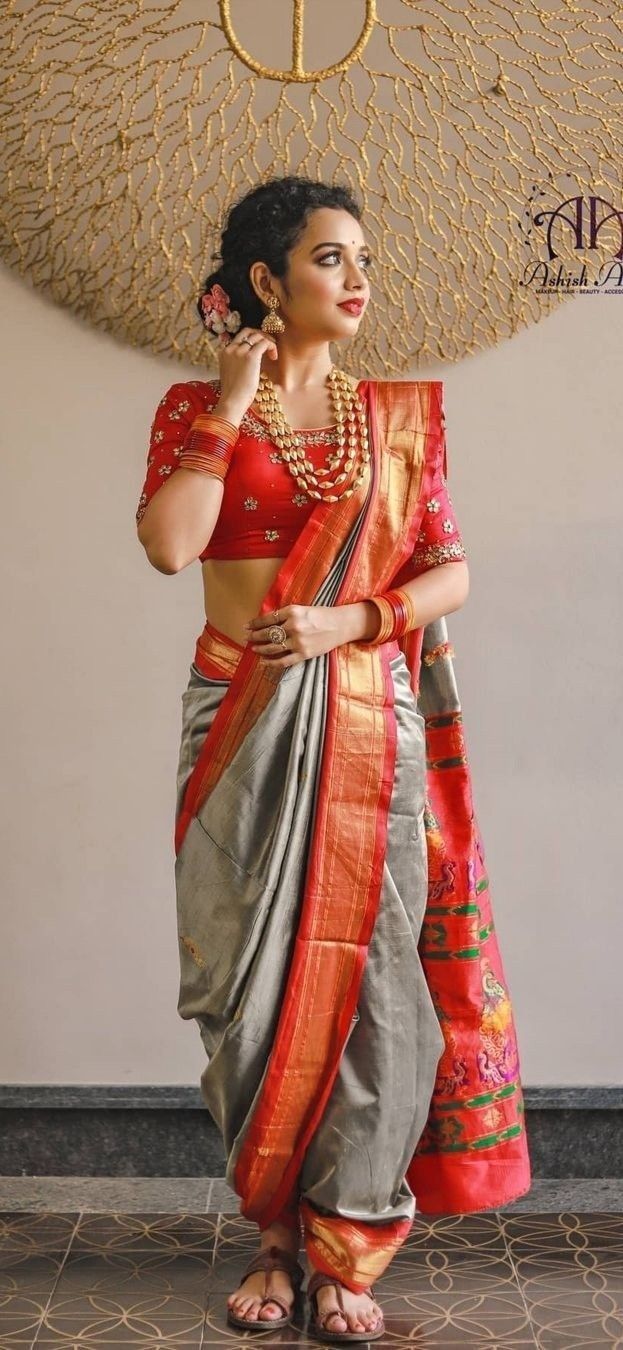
{"left": 408, "top": 384, "right": 467, "bottom": 576}
{"left": 135, "top": 382, "right": 219, "bottom": 527}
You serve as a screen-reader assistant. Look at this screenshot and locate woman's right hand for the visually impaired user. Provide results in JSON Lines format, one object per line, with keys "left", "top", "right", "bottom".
{"left": 215, "top": 326, "right": 279, "bottom": 423}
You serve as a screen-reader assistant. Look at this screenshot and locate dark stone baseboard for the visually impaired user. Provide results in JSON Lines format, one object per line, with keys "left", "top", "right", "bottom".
{"left": 0, "top": 1086, "right": 621, "bottom": 1178}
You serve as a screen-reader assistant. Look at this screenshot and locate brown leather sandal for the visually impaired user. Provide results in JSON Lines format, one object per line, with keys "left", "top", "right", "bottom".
{"left": 226, "top": 1243, "right": 305, "bottom": 1331}
{"left": 307, "top": 1269, "right": 385, "bottom": 1343}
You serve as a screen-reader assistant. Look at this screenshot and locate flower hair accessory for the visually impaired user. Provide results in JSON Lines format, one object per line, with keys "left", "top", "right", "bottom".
{"left": 200, "top": 282, "right": 242, "bottom": 343}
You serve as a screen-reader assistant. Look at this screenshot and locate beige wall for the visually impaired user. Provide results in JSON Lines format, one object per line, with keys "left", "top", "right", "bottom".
{"left": 1, "top": 258, "right": 620, "bottom": 1087}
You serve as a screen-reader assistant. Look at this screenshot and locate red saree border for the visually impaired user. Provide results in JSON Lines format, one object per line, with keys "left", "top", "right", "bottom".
{"left": 300, "top": 1202, "right": 414, "bottom": 1292}
{"left": 194, "top": 619, "right": 244, "bottom": 679}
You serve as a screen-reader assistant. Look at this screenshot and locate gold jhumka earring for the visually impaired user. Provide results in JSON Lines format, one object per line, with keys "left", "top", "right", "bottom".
{"left": 260, "top": 293, "right": 285, "bottom": 335}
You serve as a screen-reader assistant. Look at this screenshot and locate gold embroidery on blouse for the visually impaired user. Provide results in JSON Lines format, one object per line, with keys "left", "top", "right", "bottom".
{"left": 154, "top": 429, "right": 164, "bottom": 442}
{"left": 240, "top": 407, "right": 341, "bottom": 446}
{"left": 292, "top": 492, "right": 309, "bottom": 506}
{"left": 295, "top": 425, "right": 340, "bottom": 446}
{"left": 244, "top": 496, "right": 259, "bottom": 510}
{"left": 240, "top": 409, "right": 273, "bottom": 441}
{"left": 199, "top": 385, "right": 340, "bottom": 447}
{"left": 411, "top": 540, "right": 467, "bottom": 567}
{"left": 265, "top": 529, "right": 280, "bottom": 541}
{"left": 442, "top": 518, "right": 455, "bottom": 533}
{"left": 426, "top": 497, "right": 441, "bottom": 513}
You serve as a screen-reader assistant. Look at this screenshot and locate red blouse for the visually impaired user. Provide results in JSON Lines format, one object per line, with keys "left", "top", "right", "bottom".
{"left": 135, "top": 379, "right": 467, "bottom": 572}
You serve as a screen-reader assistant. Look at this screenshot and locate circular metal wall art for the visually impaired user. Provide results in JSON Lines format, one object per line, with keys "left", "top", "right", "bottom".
{"left": 1, "top": 0, "right": 621, "bottom": 375}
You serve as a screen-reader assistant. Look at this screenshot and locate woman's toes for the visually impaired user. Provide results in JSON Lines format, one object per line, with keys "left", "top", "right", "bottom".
{"left": 258, "top": 1301, "right": 283, "bottom": 1320}
{"left": 321, "top": 1304, "right": 345, "bottom": 1329}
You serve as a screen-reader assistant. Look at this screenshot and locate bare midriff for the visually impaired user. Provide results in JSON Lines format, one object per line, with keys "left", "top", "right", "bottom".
{"left": 200, "top": 556, "right": 289, "bottom": 648}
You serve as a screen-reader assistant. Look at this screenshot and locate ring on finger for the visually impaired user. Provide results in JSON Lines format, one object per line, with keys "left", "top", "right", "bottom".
{"left": 267, "top": 623, "right": 288, "bottom": 647}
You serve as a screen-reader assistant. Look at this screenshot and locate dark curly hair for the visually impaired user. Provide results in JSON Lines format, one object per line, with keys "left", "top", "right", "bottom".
{"left": 197, "top": 174, "right": 363, "bottom": 334}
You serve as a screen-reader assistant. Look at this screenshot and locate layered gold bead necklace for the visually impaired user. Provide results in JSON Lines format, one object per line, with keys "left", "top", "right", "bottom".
{"left": 255, "top": 365, "right": 370, "bottom": 502}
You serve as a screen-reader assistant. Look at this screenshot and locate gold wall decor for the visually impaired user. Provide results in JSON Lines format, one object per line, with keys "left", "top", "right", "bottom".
{"left": 1, "top": 0, "right": 621, "bottom": 375}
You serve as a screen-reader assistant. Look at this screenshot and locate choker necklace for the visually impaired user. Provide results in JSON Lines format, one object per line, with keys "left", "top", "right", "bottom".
{"left": 255, "top": 366, "right": 370, "bottom": 501}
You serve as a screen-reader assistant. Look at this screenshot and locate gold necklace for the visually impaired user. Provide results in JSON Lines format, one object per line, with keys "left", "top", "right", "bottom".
{"left": 255, "top": 365, "right": 370, "bottom": 502}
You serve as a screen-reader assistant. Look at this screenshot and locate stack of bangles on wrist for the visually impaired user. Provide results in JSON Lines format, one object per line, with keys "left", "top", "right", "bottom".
{"left": 178, "top": 412, "right": 240, "bottom": 480}
{"left": 364, "top": 587, "right": 418, "bottom": 643}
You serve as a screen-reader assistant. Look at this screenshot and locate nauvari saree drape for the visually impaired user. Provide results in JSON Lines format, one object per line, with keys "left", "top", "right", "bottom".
{"left": 173, "top": 379, "right": 531, "bottom": 1292}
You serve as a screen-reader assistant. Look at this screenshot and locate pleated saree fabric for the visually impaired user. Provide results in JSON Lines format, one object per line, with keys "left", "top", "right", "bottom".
{"left": 173, "top": 380, "right": 531, "bottom": 1292}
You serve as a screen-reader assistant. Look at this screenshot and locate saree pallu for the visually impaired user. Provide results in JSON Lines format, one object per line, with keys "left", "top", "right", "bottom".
{"left": 174, "top": 379, "right": 531, "bottom": 1293}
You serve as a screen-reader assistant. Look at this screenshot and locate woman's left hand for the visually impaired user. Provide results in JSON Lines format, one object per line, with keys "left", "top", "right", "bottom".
{"left": 243, "top": 603, "right": 349, "bottom": 668}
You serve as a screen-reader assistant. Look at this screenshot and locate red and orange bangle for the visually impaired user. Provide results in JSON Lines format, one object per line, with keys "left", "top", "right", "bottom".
{"left": 364, "top": 587, "right": 418, "bottom": 644}
{"left": 178, "top": 412, "right": 240, "bottom": 482}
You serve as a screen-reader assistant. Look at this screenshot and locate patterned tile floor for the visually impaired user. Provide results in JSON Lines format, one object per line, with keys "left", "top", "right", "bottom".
{"left": 0, "top": 1179, "right": 622, "bottom": 1348}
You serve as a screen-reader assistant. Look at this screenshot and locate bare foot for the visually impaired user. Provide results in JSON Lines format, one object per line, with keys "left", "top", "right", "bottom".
{"left": 227, "top": 1224, "right": 300, "bottom": 1325}
{"left": 312, "top": 1276, "right": 383, "bottom": 1336}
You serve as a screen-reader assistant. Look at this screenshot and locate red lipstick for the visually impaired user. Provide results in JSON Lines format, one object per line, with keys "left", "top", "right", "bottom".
{"left": 337, "top": 300, "right": 365, "bottom": 314}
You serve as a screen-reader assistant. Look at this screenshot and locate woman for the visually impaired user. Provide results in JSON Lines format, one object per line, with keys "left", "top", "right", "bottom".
{"left": 136, "top": 175, "right": 531, "bottom": 1341}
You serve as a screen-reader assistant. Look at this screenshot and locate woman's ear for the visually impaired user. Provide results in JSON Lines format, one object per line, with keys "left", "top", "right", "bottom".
{"left": 248, "top": 261, "right": 273, "bottom": 307}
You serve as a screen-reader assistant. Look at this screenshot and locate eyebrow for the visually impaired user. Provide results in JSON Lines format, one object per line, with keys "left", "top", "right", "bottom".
{"left": 310, "top": 241, "right": 371, "bottom": 253}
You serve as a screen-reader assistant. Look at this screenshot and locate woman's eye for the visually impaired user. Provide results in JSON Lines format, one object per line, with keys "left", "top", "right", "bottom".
{"left": 319, "top": 253, "right": 373, "bottom": 268}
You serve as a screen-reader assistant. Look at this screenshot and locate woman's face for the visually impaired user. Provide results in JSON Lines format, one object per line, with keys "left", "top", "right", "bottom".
{"left": 260, "top": 206, "right": 372, "bottom": 341}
